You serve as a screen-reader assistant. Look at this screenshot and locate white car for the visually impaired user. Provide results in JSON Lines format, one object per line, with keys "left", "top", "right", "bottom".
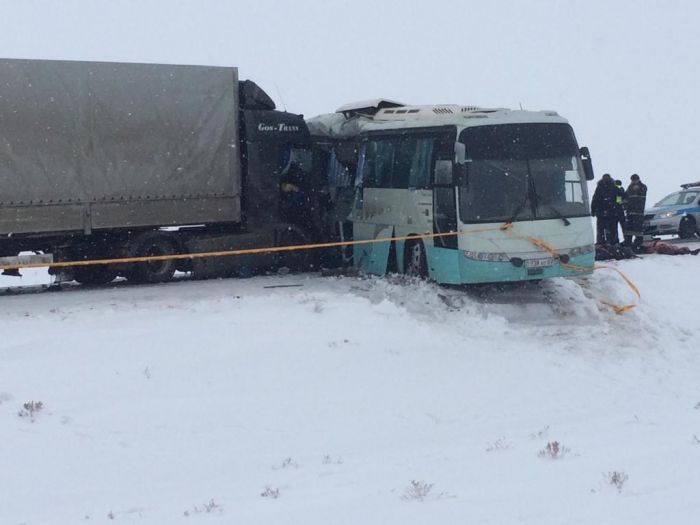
{"left": 643, "top": 182, "right": 700, "bottom": 238}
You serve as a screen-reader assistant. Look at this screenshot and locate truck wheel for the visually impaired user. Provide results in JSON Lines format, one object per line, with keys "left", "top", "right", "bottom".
{"left": 72, "top": 265, "right": 118, "bottom": 285}
{"left": 129, "top": 236, "right": 177, "bottom": 283}
{"left": 404, "top": 239, "right": 428, "bottom": 278}
{"left": 679, "top": 216, "right": 697, "bottom": 239}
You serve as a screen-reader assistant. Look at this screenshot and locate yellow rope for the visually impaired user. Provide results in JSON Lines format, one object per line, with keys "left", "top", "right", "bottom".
{"left": 501, "top": 222, "right": 639, "bottom": 313}
{"left": 0, "top": 228, "right": 501, "bottom": 271}
{"left": 1, "top": 222, "right": 640, "bottom": 313}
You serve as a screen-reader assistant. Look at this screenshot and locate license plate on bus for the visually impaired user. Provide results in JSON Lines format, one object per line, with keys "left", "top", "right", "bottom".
{"left": 524, "top": 257, "right": 555, "bottom": 268}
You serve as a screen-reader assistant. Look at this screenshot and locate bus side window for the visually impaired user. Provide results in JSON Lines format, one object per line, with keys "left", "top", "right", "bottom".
{"left": 393, "top": 137, "right": 415, "bottom": 188}
{"left": 434, "top": 160, "right": 453, "bottom": 185}
{"left": 355, "top": 143, "right": 367, "bottom": 187}
{"left": 365, "top": 139, "right": 396, "bottom": 188}
{"left": 404, "top": 137, "right": 432, "bottom": 189}
{"left": 564, "top": 171, "right": 583, "bottom": 203}
{"left": 387, "top": 136, "right": 433, "bottom": 189}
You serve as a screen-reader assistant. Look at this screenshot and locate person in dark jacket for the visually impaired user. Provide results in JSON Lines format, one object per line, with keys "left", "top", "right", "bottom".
{"left": 612, "top": 179, "right": 626, "bottom": 245}
{"left": 624, "top": 173, "right": 648, "bottom": 249}
{"left": 590, "top": 174, "right": 619, "bottom": 245}
{"left": 280, "top": 162, "right": 310, "bottom": 226}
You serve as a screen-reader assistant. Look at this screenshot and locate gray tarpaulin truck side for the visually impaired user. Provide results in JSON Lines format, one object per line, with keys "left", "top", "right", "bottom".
{"left": 0, "top": 59, "right": 321, "bottom": 283}
{"left": 0, "top": 59, "right": 241, "bottom": 234}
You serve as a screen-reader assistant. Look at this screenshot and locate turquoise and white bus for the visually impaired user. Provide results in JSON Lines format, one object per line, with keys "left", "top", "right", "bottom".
{"left": 308, "top": 101, "right": 596, "bottom": 284}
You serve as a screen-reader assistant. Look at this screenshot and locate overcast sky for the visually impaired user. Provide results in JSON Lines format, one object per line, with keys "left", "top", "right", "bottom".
{"left": 2, "top": 0, "right": 699, "bottom": 202}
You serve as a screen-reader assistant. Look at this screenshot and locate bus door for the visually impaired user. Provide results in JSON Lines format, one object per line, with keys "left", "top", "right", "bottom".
{"left": 433, "top": 149, "right": 458, "bottom": 249}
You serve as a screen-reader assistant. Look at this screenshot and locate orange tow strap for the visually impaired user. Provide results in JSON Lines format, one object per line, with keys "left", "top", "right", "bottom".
{"left": 1, "top": 222, "right": 640, "bottom": 313}
{"left": 592, "top": 264, "right": 641, "bottom": 314}
{"left": 501, "top": 222, "right": 640, "bottom": 314}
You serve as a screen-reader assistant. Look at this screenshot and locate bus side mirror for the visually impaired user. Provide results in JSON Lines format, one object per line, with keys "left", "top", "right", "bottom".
{"left": 454, "top": 142, "right": 469, "bottom": 186}
{"left": 454, "top": 142, "right": 466, "bottom": 165}
{"left": 579, "top": 146, "right": 595, "bottom": 181}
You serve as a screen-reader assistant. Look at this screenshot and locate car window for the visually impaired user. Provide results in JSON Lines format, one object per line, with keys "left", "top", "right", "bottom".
{"left": 656, "top": 192, "right": 681, "bottom": 206}
{"left": 656, "top": 191, "right": 698, "bottom": 207}
{"left": 684, "top": 191, "right": 699, "bottom": 204}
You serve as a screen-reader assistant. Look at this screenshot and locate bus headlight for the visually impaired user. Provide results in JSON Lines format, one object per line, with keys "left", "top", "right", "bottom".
{"left": 568, "top": 244, "right": 595, "bottom": 257}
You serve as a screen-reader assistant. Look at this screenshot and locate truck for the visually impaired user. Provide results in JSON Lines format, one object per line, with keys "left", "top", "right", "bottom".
{"left": 0, "top": 58, "right": 326, "bottom": 284}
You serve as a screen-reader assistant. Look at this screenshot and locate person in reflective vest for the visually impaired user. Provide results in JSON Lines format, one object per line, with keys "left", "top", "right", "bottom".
{"left": 612, "top": 179, "right": 626, "bottom": 245}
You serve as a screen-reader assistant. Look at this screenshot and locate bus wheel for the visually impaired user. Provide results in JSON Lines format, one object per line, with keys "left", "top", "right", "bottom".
{"left": 73, "top": 265, "right": 118, "bottom": 285}
{"left": 129, "top": 236, "right": 177, "bottom": 283}
{"left": 679, "top": 216, "right": 697, "bottom": 239}
{"left": 404, "top": 240, "right": 428, "bottom": 278}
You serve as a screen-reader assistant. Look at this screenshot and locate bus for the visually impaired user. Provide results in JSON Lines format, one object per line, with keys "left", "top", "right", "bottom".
{"left": 308, "top": 101, "right": 596, "bottom": 284}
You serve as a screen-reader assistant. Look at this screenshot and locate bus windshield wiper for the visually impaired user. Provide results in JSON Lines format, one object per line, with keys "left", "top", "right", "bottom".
{"left": 505, "top": 193, "right": 531, "bottom": 225}
{"left": 541, "top": 201, "right": 571, "bottom": 226}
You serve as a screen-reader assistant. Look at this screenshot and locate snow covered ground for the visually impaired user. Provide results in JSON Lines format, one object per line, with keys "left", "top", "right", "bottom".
{"left": 1, "top": 254, "right": 699, "bottom": 524}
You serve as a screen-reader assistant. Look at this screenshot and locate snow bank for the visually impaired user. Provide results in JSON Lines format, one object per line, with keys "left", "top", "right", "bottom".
{"left": 1, "top": 255, "right": 699, "bottom": 524}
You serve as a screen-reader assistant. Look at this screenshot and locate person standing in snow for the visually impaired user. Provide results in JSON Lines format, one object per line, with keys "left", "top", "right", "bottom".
{"left": 590, "top": 173, "right": 618, "bottom": 245}
{"left": 611, "top": 179, "right": 626, "bottom": 245}
{"left": 624, "top": 173, "right": 648, "bottom": 250}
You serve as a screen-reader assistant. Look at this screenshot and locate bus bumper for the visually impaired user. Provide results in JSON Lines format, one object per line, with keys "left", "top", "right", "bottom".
{"left": 427, "top": 246, "right": 594, "bottom": 284}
